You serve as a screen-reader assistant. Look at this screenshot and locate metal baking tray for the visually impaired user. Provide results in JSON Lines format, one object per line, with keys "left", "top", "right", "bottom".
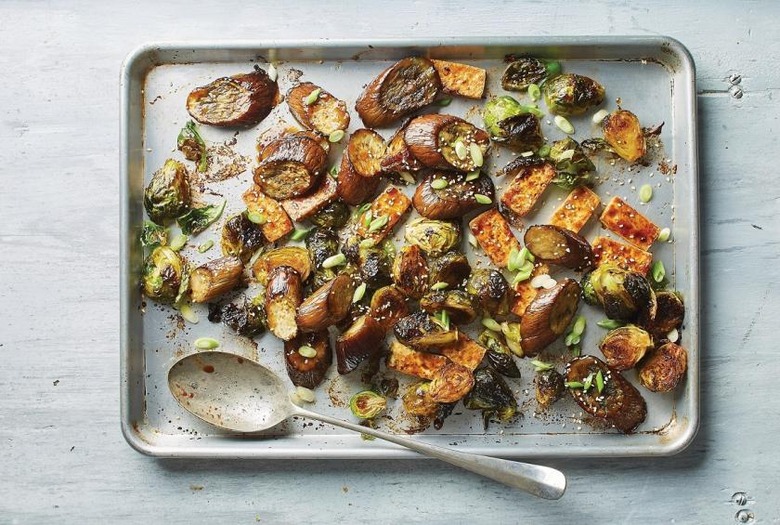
{"left": 120, "top": 37, "right": 699, "bottom": 458}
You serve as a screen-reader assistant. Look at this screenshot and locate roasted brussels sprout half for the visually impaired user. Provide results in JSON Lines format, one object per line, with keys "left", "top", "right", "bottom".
{"left": 404, "top": 218, "right": 461, "bottom": 258}
{"left": 177, "top": 120, "right": 207, "bottom": 172}
{"left": 603, "top": 109, "right": 646, "bottom": 162}
{"left": 599, "top": 325, "right": 654, "bottom": 371}
{"left": 369, "top": 285, "right": 409, "bottom": 331}
{"left": 501, "top": 57, "right": 558, "bottom": 91}
{"left": 639, "top": 290, "right": 685, "bottom": 340}
{"left": 186, "top": 68, "right": 278, "bottom": 128}
{"left": 466, "top": 269, "right": 513, "bottom": 316}
{"left": 208, "top": 292, "right": 266, "bottom": 338}
{"left": 177, "top": 200, "right": 226, "bottom": 236}
{"left": 638, "top": 342, "right": 688, "bottom": 393}
{"left": 535, "top": 369, "right": 565, "bottom": 408}
{"left": 393, "top": 311, "right": 459, "bottom": 352}
{"left": 464, "top": 367, "right": 517, "bottom": 428}
{"left": 144, "top": 159, "right": 191, "bottom": 225}
{"left": 221, "top": 212, "right": 265, "bottom": 263}
{"left": 478, "top": 330, "right": 521, "bottom": 378}
{"left": 140, "top": 221, "right": 168, "bottom": 248}
{"left": 306, "top": 228, "right": 339, "bottom": 267}
{"left": 428, "top": 251, "right": 471, "bottom": 289}
{"left": 589, "top": 265, "right": 655, "bottom": 322}
{"left": 142, "top": 246, "right": 186, "bottom": 304}
{"left": 392, "top": 244, "right": 429, "bottom": 299}
{"left": 542, "top": 73, "right": 605, "bottom": 117}
{"left": 520, "top": 278, "right": 581, "bottom": 356}
{"left": 429, "top": 362, "right": 475, "bottom": 404}
{"left": 402, "top": 381, "right": 456, "bottom": 429}
{"left": 420, "top": 290, "right": 478, "bottom": 326}
{"left": 309, "top": 200, "right": 350, "bottom": 229}
{"left": 349, "top": 391, "right": 387, "bottom": 419}
{"left": 483, "top": 96, "right": 543, "bottom": 150}
{"left": 548, "top": 137, "right": 596, "bottom": 190}
{"left": 355, "top": 244, "right": 392, "bottom": 289}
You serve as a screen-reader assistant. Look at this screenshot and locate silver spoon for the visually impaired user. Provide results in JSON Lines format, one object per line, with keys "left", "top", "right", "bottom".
{"left": 168, "top": 351, "right": 566, "bottom": 500}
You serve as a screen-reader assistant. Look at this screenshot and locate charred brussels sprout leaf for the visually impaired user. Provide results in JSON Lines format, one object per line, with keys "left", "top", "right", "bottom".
{"left": 483, "top": 96, "right": 543, "bottom": 149}
{"left": 478, "top": 330, "right": 521, "bottom": 378}
{"left": 543, "top": 73, "right": 605, "bottom": 117}
{"left": 580, "top": 271, "right": 598, "bottom": 305}
{"left": 501, "top": 58, "right": 555, "bottom": 91}
{"left": 142, "top": 246, "right": 186, "bottom": 304}
{"left": 464, "top": 368, "right": 517, "bottom": 428}
{"left": 144, "top": 159, "right": 191, "bottom": 225}
{"left": 310, "top": 200, "right": 350, "bottom": 229}
{"left": 466, "top": 268, "right": 513, "bottom": 316}
{"left": 549, "top": 138, "right": 595, "bottom": 190}
{"left": 306, "top": 228, "right": 340, "bottom": 288}
{"left": 140, "top": 221, "right": 168, "bottom": 248}
{"left": 177, "top": 121, "right": 208, "bottom": 172}
{"left": 404, "top": 218, "right": 461, "bottom": 257}
{"left": 209, "top": 293, "right": 267, "bottom": 338}
{"left": 590, "top": 265, "right": 655, "bottom": 321}
{"left": 177, "top": 200, "right": 226, "bottom": 236}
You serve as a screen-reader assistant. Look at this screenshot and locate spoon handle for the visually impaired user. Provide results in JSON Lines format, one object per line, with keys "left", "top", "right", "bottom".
{"left": 293, "top": 406, "right": 566, "bottom": 500}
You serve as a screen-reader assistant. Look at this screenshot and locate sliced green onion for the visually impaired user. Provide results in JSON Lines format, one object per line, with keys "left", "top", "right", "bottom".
{"left": 197, "top": 240, "right": 214, "bottom": 253}
{"left": 367, "top": 215, "right": 389, "bottom": 233}
{"left": 531, "top": 359, "right": 554, "bottom": 372}
{"left": 506, "top": 338, "right": 524, "bottom": 357}
{"left": 194, "top": 337, "right": 220, "bottom": 350}
{"left": 469, "top": 143, "right": 484, "bottom": 167}
{"left": 431, "top": 281, "right": 449, "bottom": 291}
{"left": 431, "top": 178, "right": 449, "bottom": 190}
{"left": 247, "top": 211, "right": 266, "bottom": 225}
{"left": 398, "top": 171, "right": 416, "bottom": 185}
{"left": 545, "top": 61, "right": 562, "bottom": 76}
{"left": 528, "top": 83, "right": 541, "bottom": 101}
{"left": 597, "top": 319, "right": 624, "bottom": 330}
{"left": 438, "top": 310, "right": 450, "bottom": 331}
{"left": 521, "top": 104, "right": 545, "bottom": 118}
{"left": 582, "top": 372, "right": 594, "bottom": 392}
{"left": 564, "top": 381, "right": 584, "bottom": 389}
{"left": 358, "top": 202, "right": 372, "bottom": 213}
{"left": 295, "top": 386, "right": 315, "bottom": 403}
{"left": 639, "top": 184, "right": 653, "bottom": 203}
{"left": 322, "top": 253, "right": 346, "bottom": 269}
{"left": 537, "top": 144, "right": 551, "bottom": 157}
{"left": 592, "top": 109, "right": 609, "bottom": 124}
{"left": 465, "top": 170, "right": 480, "bottom": 182}
{"left": 437, "top": 97, "right": 452, "bottom": 107}
{"left": 595, "top": 370, "right": 605, "bottom": 393}
{"left": 467, "top": 233, "right": 479, "bottom": 248}
{"left": 303, "top": 88, "right": 321, "bottom": 105}
{"left": 169, "top": 234, "right": 188, "bottom": 252}
{"left": 651, "top": 260, "right": 666, "bottom": 283}
{"left": 474, "top": 194, "right": 492, "bottom": 205}
{"left": 362, "top": 210, "right": 373, "bottom": 228}
{"left": 290, "top": 228, "right": 311, "bottom": 241}
{"left": 359, "top": 238, "right": 375, "bottom": 248}
{"left": 657, "top": 227, "right": 671, "bottom": 243}
{"left": 328, "top": 129, "right": 345, "bottom": 143}
{"left": 570, "top": 343, "right": 581, "bottom": 357}
{"left": 554, "top": 115, "right": 575, "bottom": 134}
{"left": 298, "top": 345, "right": 317, "bottom": 358}
{"left": 512, "top": 268, "right": 534, "bottom": 286}
{"left": 481, "top": 317, "right": 502, "bottom": 332}
{"left": 454, "top": 140, "right": 468, "bottom": 160}
{"left": 352, "top": 282, "right": 367, "bottom": 303}
{"left": 329, "top": 165, "right": 339, "bottom": 179}
{"left": 267, "top": 63, "right": 278, "bottom": 82}
{"left": 572, "top": 315, "right": 586, "bottom": 336}
{"left": 507, "top": 247, "right": 521, "bottom": 272}
{"left": 179, "top": 303, "right": 199, "bottom": 324}
{"left": 519, "top": 246, "right": 534, "bottom": 263}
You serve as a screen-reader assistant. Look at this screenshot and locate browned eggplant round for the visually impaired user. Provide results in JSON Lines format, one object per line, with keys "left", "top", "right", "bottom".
{"left": 190, "top": 256, "right": 244, "bottom": 303}
{"left": 252, "top": 246, "right": 312, "bottom": 285}
{"left": 186, "top": 68, "right": 278, "bottom": 127}
{"left": 524, "top": 225, "right": 595, "bottom": 271}
{"left": 391, "top": 244, "right": 429, "bottom": 299}
{"left": 336, "top": 149, "right": 381, "bottom": 205}
{"left": 265, "top": 265, "right": 303, "bottom": 341}
{"left": 413, "top": 171, "right": 495, "bottom": 219}
{"left": 295, "top": 274, "right": 355, "bottom": 332}
{"left": 287, "top": 82, "right": 350, "bottom": 136}
{"left": 254, "top": 134, "right": 328, "bottom": 200}
{"left": 336, "top": 314, "right": 387, "bottom": 374}
{"left": 638, "top": 342, "right": 688, "bottom": 393}
{"left": 221, "top": 213, "right": 266, "bottom": 262}
{"left": 404, "top": 114, "right": 490, "bottom": 172}
{"left": 535, "top": 369, "right": 565, "bottom": 408}
{"left": 393, "top": 311, "right": 459, "bottom": 352}
{"left": 420, "top": 290, "right": 478, "bottom": 325}
{"left": 429, "top": 362, "right": 475, "bottom": 403}
{"left": 520, "top": 278, "right": 581, "bottom": 356}
{"left": 347, "top": 129, "right": 387, "bottom": 178}
{"left": 381, "top": 121, "right": 424, "bottom": 175}
{"left": 466, "top": 268, "right": 513, "bottom": 316}
{"left": 599, "top": 325, "right": 654, "bottom": 371}
{"left": 428, "top": 252, "right": 471, "bottom": 289}
{"left": 566, "top": 355, "right": 647, "bottom": 434}
{"left": 284, "top": 330, "right": 332, "bottom": 389}
{"left": 355, "top": 57, "right": 442, "bottom": 128}
{"left": 369, "top": 285, "right": 409, "bottom": 331}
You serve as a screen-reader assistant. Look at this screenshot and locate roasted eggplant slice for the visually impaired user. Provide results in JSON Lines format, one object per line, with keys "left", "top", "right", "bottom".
{"left": 566, "top": 355, "right": 647, "bottom": 434}
{"left": 186, "top": 68, "right": 278, "bottom": 127}
{"left": 520, "top": 278, "right": 581, "bottom": 356}
{"left": 478, "top": 330, "right": 521, "bottom": 378}
{"left": 265, "top": 266, "right": 303, "bottom": 341}
{"left": 638, "top": 342, "right": 688, "bottom": 393}
{"left": 428, "top": 252, "right": 471, "bottom": 289}
{"left": 599, "top": 325, "right": 654, "bottom": 371}
{"left": 393, "top": 311, "right": 459, "bottom": 352}
{"left": 336, "top": 148, "right": 382, "bottom": 205}
{"left": 252, "top": 246, "right": 312, "bottom": 285}
{"left": 466, "top": 269, "right": 513, "bottom": 317}
{"left": 413, "top": 170, "right": 495, "bottom": 219}
{"left": 347, "top": 129, "right": 387, "bottom": 178}
{"left": 287, "top": 82, "right": 350, "bottom": 136}
{"left": 221, "top": 213, "right": 266, "bottom": 262}
{"left": 336, "top": 314, "right": 386, "bottom": 374}
{"left": 420, "top": 290, "right": 478, "bottom": 325}
{"left": 190, "top": 256, "right": 244, "bottom": 303}
{"left": 381, "top": 121, "right": 424, "bottom": 175}
{"left": 535, "top": 369, "right": 565, "bottom": 408}
{"left": 463, "top": 367, "right": 517, "bottom": 426}
{"left": 404, "top": 218, "right": 461, "bottom": 257}
{"left": 429, "top": 362, "right": 475, "bottom": 403}
{"left": 369, "top": 285, "right": 409, "bottom": 331}
{"left": 391, "top": 245, "right": 429, "bottom": 299}
{"left": 524, "top": 224, "right": 595, "bottom": 271}
{"left": 404, "top": 114, "right": 490, "bottom": 172}
{"left": 284, "top": 330, "right": 332, "bottom": 389}
{"left": 254, "top": 134, "right": 328, "bottom": 200}
{"left": 295, "top": 274, "right": 355, "bottom": 332}
{"left": 355, "top": 57, "right": 442, "bottom": 128}
{"left": 603, "top": 109, "right": 646, "bottom": 162}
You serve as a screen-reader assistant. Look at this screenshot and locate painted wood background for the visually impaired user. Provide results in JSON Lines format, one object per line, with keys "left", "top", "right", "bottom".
{"left": 1, "top": 1, "right": 778, "bottom": 523}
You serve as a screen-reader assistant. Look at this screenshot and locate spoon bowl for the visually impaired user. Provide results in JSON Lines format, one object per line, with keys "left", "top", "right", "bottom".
{"left": 168, "top": 351, "right": 566, "bottom": 500}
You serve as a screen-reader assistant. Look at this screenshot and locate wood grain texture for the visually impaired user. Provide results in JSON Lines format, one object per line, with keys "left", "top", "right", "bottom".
{"left": 1, "top": 0, "right": 779, "bottom": 523}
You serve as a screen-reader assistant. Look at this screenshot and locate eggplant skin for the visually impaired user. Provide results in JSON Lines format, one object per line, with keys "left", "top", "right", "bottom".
{"left": 189, "top": 256, "right": 244, "bottom": 303}
{"left": 295, "top": 274, "right": 355, "bottom": 332}
{"left": 335, "top": 315, "right": 386, "bottom": 374}
{"left": 638, "top": 343, "right": 688, "bottom": 393}
{"left": 336, "top": 150, "right": 381, "bottom": 205}
{"left": 284, "top": 330, "right": 332, "bottom": 389}
{"left": 265, "top": 266, "right": 303, "bottom": 341}
{"left": 186, "top": 69, "right": 278, "bottom": 128}
{"left": 524, "top": 225, "right": 595, "bottom": 271}
{"left": 254, "top": 134, "right": 328, "bottom": 200}
{"left": 355, "top": 57, "right": 442, "bottom": 128}
{"left": 413, "top": 171, "right": 495, "bottom": 220}
{"left": 520, "top": 278, "right": 581, "bottom": 356}
{"left": 566, "top": 355, "right": 647, "bottom": 434}
{"left": 404, "top": 114, "right": 490, "bottom": 172}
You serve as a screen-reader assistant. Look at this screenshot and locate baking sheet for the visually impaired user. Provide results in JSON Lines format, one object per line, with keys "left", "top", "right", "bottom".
{"left": 120, "top": 37, "right": 699, "bottom": 458}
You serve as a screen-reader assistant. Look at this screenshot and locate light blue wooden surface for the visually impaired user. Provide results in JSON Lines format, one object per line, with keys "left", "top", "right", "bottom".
{"left": 1, "top": 1, "right": 778, "bottom": 523}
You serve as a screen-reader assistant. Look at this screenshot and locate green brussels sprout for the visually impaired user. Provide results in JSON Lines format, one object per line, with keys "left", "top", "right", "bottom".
{"left": 549, "top": 137, "right": 595, "bottom": 190}
{"left": 140, "top": 221, "right": 168, "bottom": 248}
{"left": 221, "top": 213, "right": 265, "bottom": 262}
{"left": 144, "top": 159, "right": 191, "bottom": 225}
{"left": 177, "top": 121, "right": 208, "bottom": 172}
{"left": 208, "top": 292, "right": 267, "bottom": 338}
{"left": 580, "top": 271, "right": 598, "bottom": 305}
{"left": 404, "top": 218, "right": 461, "bottom": 257}
{"left": 464, "top": 367, "right": 517, "bottom": 428}
{"left": 305, "top": 228, "right": 340, "bottom": 288}
{"left": 543, "top": 73, "right": 605, "bottom": 117}
{"left": 310, "top": 200, "right": 350, "bottom": 229}
{"left": 478, "top": 330, "right": 521, "bottom": 378}
{"left": 599, "top": 325, "right": 654, "bottom": 370}
{"left": 466, "top": 268, "right": 513, "bottom": 316}
{"left": 590, "top": 265, "right": 655, "bottom": 321}
{"left": 429, "top": 252, "right": 471, "bottom": 289}
{"left": 483, "top": 96, "right": 543, "bottom": 146}
{"left": 349, "top": 390, "right": 387, "bottom": 419}
{"left": 142, "top": 246, "right": 186, "bottom": 304}
{"left": 501, "top": 57, "right": 559, "bottom": 91}
{"left": 535, "top": 369, "right": 565, "bottom": 408}
{"left": 177, "top": 200, "right": 226, "bottom": 235}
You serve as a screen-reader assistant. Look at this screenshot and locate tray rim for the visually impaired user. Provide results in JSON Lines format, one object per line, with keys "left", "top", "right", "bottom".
{"left": 120, "top": 35, "right": 699, "bottom": 459}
